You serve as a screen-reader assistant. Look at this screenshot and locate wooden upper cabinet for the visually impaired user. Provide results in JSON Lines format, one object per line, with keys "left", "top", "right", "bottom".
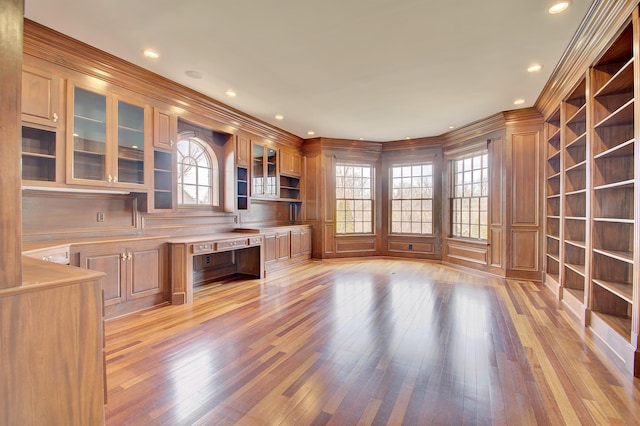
{"left": 153, "top": 107, "right": 176, "bottom": 151}
{"left": 252, "top": 142, "right": 278, "bottom": 197}
{"left": 236, "top": 134, "right": 251, "bottom": 167}
{"left": 66, "top": 82, "right": 151, "bottom": 189}
{"left": 280, "top": 149, "right": 301, "bottom": 177}
{"left": 21, "top": 65, "right": 62, "bottom": 128}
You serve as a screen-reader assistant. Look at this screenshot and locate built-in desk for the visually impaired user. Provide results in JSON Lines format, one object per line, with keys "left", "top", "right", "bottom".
{"left": 168, "top": 232, "right": 263, "bottom": 304}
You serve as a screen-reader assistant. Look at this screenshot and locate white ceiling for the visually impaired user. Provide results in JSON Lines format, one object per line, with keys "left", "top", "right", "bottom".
{"left": 24, "top": 0, "right": 593, "bottom": 141}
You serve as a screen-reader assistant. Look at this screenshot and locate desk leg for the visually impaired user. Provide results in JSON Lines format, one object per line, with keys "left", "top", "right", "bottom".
{"left": 169, "top": 243, "right": 194, "bottom": 304}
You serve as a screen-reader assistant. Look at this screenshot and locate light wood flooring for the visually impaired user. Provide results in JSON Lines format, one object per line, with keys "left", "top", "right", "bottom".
{"left": 105, "top": 259, "right": 640, "bottom": 425}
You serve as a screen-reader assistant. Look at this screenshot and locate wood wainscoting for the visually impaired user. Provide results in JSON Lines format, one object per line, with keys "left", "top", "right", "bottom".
{"left": 104, "top": 259, "right": 640, "bottom": 425}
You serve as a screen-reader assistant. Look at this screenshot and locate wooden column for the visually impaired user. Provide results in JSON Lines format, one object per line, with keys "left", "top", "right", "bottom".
{"left": 0, "top": 0, "right": 23, "bottom": 288}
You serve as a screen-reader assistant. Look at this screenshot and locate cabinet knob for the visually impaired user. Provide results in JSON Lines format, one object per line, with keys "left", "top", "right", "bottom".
{"left": 127, "top": 253, "right": 132, "bottom": 261}
{"left": 113, "top": 175, "right": 118, "bottom": 183}
{"left": 52, "top": 112, "right": 58, "bottom": 123}
{"left": 121, "top": 252, "right": 127, "bottom": 261}
{"left": 108, "top": 175, "right": 113, "bottom": 183}
{"left": 170, "top": 140, "right": 174, "bottom": 147}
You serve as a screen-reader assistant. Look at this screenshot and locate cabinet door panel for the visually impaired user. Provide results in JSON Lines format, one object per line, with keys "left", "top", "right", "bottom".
{"left": 302, "top": 228, "right": 312, "bottom": 255}
{"left": 264, "top": 234, "right": 277, "bottom": 263}
{"left": 153, "top": 107, "right": 176, "bottom": 150}
{"left": 236, "top": 135, "right": 250, "bottom": 167}
{"left": 277, "top": 232, "right": 291, "bottom": 261}
{"left": 84, "top": 252, "right": 125, "bottom": 306}
{"left": 129, "top": 248, "right": 162, "bottom": 298}
{"left": 22, "top": 67, "right": 60, "bottom": 127}
{"left": 291, "top": 230, "right": 302, "bottom": 257}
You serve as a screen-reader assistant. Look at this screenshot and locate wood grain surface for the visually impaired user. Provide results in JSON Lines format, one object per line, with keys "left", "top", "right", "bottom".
{"left": 105, "top": 259, "right": 640, "bottom": 425}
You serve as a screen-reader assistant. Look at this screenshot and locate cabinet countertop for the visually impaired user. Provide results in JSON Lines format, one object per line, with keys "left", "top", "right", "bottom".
{"left": 0, "top": 256, "right": 106, "bottom": 298}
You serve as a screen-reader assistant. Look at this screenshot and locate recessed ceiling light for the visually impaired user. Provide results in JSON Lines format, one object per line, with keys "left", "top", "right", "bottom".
{"left": 142, "top": 49, "right": 159, "bottom": 59}
{"left": 405, "top": 137, "right": 411, "bottom": 140}
{"left": 225, "top": 89, "right": 237, "bottom": 97}
{"left": 527, "top": 64, "right": 543, "bottom": 72}
{"left": 307, "top": 131, "right": 315, "bottom": 136}
{"left": 548, "top": 0, "right": 571, "bottom": 14}
{"left": 448, "top": 125, "right": 455, "bottom": 129}
{"left": 275, "top": 114, "right": 284, "bottom": 120}
{"left": 131, "top": 145, "right": 138, "bottom": 149}
{"left": 514, "top": 99, "right": 526, "bottom": 105}
{"left": 359, "top": 138, "right": 364, "bottom": 140}
{"left": 185, "top": 70, "right": 202, "bottom": 79}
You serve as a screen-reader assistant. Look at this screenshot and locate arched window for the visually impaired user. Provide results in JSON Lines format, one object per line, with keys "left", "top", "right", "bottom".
{"left": 177, "top": 137, "right": 219, "bottom": 206}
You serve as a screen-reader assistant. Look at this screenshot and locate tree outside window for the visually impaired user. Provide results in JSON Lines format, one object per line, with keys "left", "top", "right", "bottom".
{"left": 451, "top": 153, "right": 488, "bottom": 239}
{"left": 336, "top": 164, "right": 373, "bottom": 234}
{"left": 390, "top": 163, "right": 434, "bottom": 234}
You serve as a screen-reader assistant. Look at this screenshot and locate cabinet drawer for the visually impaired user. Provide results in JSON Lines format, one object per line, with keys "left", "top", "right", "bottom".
{"left": 216, "top": 239, "right": 248, "bottom": 251}
{"left": 249, "top": 236, "right": 262, "bottom": 246}
{"left": 24, "top": 245, "right": 71, "bottom": 265}
{"left": 192, "top": 243, "right": 214, "bottom": 254}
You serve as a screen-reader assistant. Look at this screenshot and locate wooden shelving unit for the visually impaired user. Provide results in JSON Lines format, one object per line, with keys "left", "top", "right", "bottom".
{"left": 153, "top": 150, "right": 173, "bottom": 210}
{"left": 22, "top": 126, "right": 56, "bottom": 182}
{"left": 545, "top": 108, "right": 562, "bottom": 288}
{"left": 237, "top": 166, "right": 248, "bottom": 210}
{"left": 588, "top": 21, "right": 636, "bottom": 363}
{"left": 562, "top": 79, "right": 588, "bottom": 312}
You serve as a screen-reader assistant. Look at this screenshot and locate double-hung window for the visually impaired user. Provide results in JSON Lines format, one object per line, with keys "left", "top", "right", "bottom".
{"left": 335, "top": 164, "right": 374, "bottom": 234}
{"left": 390, "top": 164, "right": 434, "bottom": 234}
{"left": 451, "top": 152, "right": 488, "bottom": 239}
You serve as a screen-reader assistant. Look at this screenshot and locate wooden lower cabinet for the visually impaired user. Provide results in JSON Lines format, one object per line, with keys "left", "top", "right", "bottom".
{"left": 264, "top": 225, "right": 311, "bottom": 274}
{"left": 77, "top": 239, "right": 168, "bottom": 318}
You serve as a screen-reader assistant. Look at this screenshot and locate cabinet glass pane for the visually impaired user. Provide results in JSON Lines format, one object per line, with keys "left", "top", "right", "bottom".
{"left": 266, "top": 147, "right": 277, "bottom": 196}
{"left": 253, "top": 144, "right": 264, "bottom": 196}
{"left": 117, "top": 100, "right": 145, "bottom": 184}
{"left": 73, "top": 87, "right": 106, "bottom": 181}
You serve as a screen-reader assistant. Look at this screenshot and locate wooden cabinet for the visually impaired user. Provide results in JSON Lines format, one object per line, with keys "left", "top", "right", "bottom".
{"left": 67, "top": 83, "right": 151, "bottom": 189}
{"left": 236, "top": 134, "right": 251, "bottom": 167}
{"left": 252, "top": 142, "right": 278, "bottom": 197}
{"left": 22, "top": 64, "right": 62, "bottom": 128}
{"left": 280, "top": 149, "right": 301, "bottom": 177}
{"left": 153, "top": 106, "right": 176, "bottom": 150}
{"left": 291, "top": 225, "right": 312, "bottom": 258}
{"left": 264, "top": 230, "right": 290, "bottom": 267}
{"left": 21, "top": 64, "right": 64, "bottom": 184}
{"left": 263, "top": 226, "right": 311, "bottom": 273}
{"left": 77, "top": 239, "right": 167, "bottom": 318}
{"left": 152, "top": 150, "right": 175, "bottom": 211}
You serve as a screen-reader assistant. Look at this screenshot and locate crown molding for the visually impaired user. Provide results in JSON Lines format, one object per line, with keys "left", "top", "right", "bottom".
{"left": 440, "top": 112, "right": 506, "bottom": 147}
{"left": 23, "top": 19, "right": 303, "bottom": 147}
{"left": 535, "top": 0, "right": 637, "bottom": 119}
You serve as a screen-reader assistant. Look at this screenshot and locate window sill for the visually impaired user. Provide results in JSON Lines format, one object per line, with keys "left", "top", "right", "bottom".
{"left": 444, "top": 237, "right": 488, "bottom": 246}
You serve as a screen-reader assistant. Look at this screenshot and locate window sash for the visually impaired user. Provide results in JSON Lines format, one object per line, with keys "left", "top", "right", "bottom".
{"left": 390, "top": 163, "right": 434, "bottom": 235}
{"left": 336, "top": 164, "right": 374, "bottom": 234}
{"left": 451, "top": 152, "right": 488, "bottom": 239}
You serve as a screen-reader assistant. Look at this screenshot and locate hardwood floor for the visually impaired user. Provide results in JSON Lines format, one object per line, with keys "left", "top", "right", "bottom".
{"left": 105, "top": 259, "right": 640, "bottom": 425}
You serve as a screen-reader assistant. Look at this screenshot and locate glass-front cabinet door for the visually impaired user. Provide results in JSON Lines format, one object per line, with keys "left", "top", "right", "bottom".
{"left": 116, "top": 100, "right": 145, "bottom": 185}
{"left": 71, "top": 87, "right": 107, "bottom": 182}
{"left": 68, "top": 83, "right": 149, "bottom": 188}
{"left": 251, "top": 143, "right": 278, "bottom": 197}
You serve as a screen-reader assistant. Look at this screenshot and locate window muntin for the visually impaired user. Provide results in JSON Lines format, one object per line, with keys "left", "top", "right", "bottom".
{"left": 390, "top": 164, "right": 433, "bottom": 234}
{"left": 177, "top": 138, "right": 219, "bottom": 206}
{"left": 336, "top": 164, "right": 374, "bottom": 234}
{"left": 451, "top": 153, "right": 488, "bottom": 239}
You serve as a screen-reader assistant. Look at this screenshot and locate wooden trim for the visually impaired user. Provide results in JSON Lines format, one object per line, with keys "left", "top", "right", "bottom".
{"left": 536, "top": 0, "right": 638, "bottom": 119}
{"left": 0, "top": 0, "right": 23, "bottom": 288}
{"left": 440, "top": 112, "right": 505, "bottom": 146}
{"left": 23, "top": 19, "right": 303, "bottom": 148}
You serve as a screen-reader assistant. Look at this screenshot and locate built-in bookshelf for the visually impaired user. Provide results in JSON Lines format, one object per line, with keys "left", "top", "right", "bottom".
{"left": 153, "top": 150, "right": 173, "bottom": 210}
{"left": 588, "top": 23, "right": 635, "bottom": 342}
{"left": 563, "top": 79, "right": 588, "bottom": 306}
{"left": 545, "top": 107, "right": 562, "bottom": 286}
{"left": 22, "top": 126, "right": 56, "bottom": 182}
{"left": 237, "top": 166, "right": 248, "bottom": 210}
